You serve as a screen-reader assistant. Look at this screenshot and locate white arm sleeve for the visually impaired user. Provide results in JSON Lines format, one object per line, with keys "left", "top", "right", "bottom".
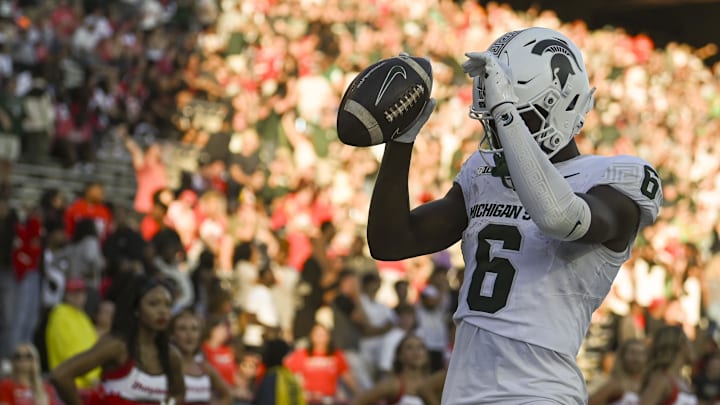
{"left": 492, "top": 104, "right": 591, "bottom": 241}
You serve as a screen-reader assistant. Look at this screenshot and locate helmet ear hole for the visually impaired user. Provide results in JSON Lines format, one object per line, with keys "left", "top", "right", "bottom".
{"left": 544, "top": 94, "right": 556, "bottom": 108}
{"left": 540, "top": 133, "right": 563, "bottom": 154}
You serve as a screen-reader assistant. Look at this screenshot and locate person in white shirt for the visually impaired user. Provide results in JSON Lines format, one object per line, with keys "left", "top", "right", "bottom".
{"left": 152, "top": 228, "right": 193, "bottom": 313}
{"left": 70, "top": 20, "right": 102, "bottom": 59}
{"left": 243, "top": 266, "right": 280, "bottom": 352}
{"left": 378, "top": 304, "right": 419, "bottom": 379}
{"left": 359, "top": 272, "right": 396, "bottom": 380}
{"left": 414, "top": 285, "right": 449, "bottom": 373}
{"left": 270, "top": 239, "right": 299, "bottom": 341}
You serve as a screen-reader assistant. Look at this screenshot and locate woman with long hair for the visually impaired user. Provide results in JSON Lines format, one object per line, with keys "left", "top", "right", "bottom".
{"left": 640, "top": 325, "right": 698, "bottom": 405}
{"left": 0, "top": 343, "right": 61, "bottom": 405}
{"left": 351, "top": 334, "right": 430, "bottom": 405}
{"left": 589, "top": 338, "right": 647, "bottom": 405}
{"left": 284, "top": 323, "right": 359, "bottom": 402}
{"left": 50, "top": 273, "right": 185, "bottom": 405}
{"left": 170, "top": 308, "right": 231, "bottom": 405}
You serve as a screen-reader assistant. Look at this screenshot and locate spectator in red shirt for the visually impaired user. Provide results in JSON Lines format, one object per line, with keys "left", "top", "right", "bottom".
{"left": 285, "top": 323, "right": 359, "bottom": 402}
{"left": 50, "top": 0, "right": 79, "bottom": 39}
{"left": 201, "top": 315, "right": 249, "bottom": 401}
{"left": 0, "top": 343, "right": 62, "bottom": 405}
{"left": 63, "top": 182, "right": 112, "bottom": 241}
{"left": 12, "top": 204, "right": 42, "bottom": 283}
{"left": 120, "top": 125, "right": 169, "bottom": 215}
{"left": 9, "top": 203, "right": 43, "bottom": 353}
{"left": 140, "top": 188, "right": 173, "bottom": 241}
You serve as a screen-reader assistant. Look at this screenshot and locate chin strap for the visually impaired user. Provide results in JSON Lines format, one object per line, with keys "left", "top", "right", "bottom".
{"left": 492, "top": 104, "right": 591, "bottom": 241}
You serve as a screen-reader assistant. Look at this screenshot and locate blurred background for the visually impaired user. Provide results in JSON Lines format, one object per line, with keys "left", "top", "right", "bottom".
{"left": 491, "top": 0, "right": 720, "bottom": 66}
{"left": 0, "top": 0, "right": 718, "bottom": 404}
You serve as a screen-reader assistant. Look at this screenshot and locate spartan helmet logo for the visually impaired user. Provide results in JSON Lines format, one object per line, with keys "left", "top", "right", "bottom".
{"left": 530, "top": 38, "right": 583, "bottom": 91}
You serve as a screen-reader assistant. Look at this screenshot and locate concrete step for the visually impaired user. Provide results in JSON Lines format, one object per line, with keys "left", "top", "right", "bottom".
{"left": 9, "top": 158, "right": 137, "bottom": 209}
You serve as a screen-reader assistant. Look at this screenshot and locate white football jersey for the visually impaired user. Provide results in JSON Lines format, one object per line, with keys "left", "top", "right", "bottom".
{"left": 454, "top": 152, "right": 662, "bottom": 357}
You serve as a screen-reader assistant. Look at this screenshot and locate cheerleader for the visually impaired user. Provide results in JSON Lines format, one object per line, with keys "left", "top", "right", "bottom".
{"left": 170, "top": 308, "right": 231, "bottom": 405}
{"left": 51, "top": 274, "right": 185, "bottom": 405}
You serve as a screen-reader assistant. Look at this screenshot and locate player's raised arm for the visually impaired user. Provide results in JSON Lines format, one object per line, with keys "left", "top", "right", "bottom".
{"left": 366, "top": 101, "right": 467, "bottom": 261}
{"left": 336, "top": 54, "right": 467, "bottom": 261}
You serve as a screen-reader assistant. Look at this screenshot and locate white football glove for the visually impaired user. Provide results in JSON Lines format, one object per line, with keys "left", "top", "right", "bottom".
{"left": 392, "top": 98, "right": 436, "bottom": 143}
{"left": 463, "top": 52, "right": 518, "bottom": 114}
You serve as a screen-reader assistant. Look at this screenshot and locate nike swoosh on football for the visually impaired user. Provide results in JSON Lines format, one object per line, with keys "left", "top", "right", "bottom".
{"left": 375, "top": 65, "right": 407, "bottom": 107}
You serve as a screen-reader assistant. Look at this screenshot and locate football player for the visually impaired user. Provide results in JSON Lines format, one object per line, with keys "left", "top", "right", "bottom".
{"left": 366, "top": 27, "right": 662, "bottom": 404}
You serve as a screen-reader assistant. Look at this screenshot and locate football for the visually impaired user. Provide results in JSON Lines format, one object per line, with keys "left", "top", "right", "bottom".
{"left": 337, "top": 55, "right": 433, "bottom": 146}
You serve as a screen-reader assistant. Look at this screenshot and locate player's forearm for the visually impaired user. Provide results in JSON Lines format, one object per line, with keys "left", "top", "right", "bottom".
{"left": 493, "top": 105, "right": 590, "bottom": 241}
{"left": 367, "top": 141, "right": 414, "bottom": 260}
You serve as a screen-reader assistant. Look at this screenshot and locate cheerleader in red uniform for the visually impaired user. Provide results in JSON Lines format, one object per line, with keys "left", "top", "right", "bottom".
{"left": 50, "top": 274, "right": 185, "bottom": 405}
{"left": 170, "top": 308, "right": 231, "bottom": 405}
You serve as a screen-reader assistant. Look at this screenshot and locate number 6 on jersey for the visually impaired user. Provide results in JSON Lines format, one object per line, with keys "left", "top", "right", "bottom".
{"left": 467, "top": 224, "right": 521, "bottom": 313}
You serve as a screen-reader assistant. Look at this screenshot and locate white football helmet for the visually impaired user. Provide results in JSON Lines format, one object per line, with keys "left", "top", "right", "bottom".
{"left": 469, "top": 27, "right": 596, "bottom": 159}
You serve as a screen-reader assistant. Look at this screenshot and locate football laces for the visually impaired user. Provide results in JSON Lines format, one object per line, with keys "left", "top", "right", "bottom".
{"left": 384, "top": 84, "right": 425, "bottom": 123}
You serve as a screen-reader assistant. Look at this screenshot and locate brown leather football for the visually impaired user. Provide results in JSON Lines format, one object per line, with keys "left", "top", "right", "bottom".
{"left": 337, "top": 55, "right": 433, "bottom": 146}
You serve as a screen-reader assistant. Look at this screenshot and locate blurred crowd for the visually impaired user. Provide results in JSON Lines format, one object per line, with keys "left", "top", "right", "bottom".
{"left": 0, "top": 0, "right": 719, "bottom": 403}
